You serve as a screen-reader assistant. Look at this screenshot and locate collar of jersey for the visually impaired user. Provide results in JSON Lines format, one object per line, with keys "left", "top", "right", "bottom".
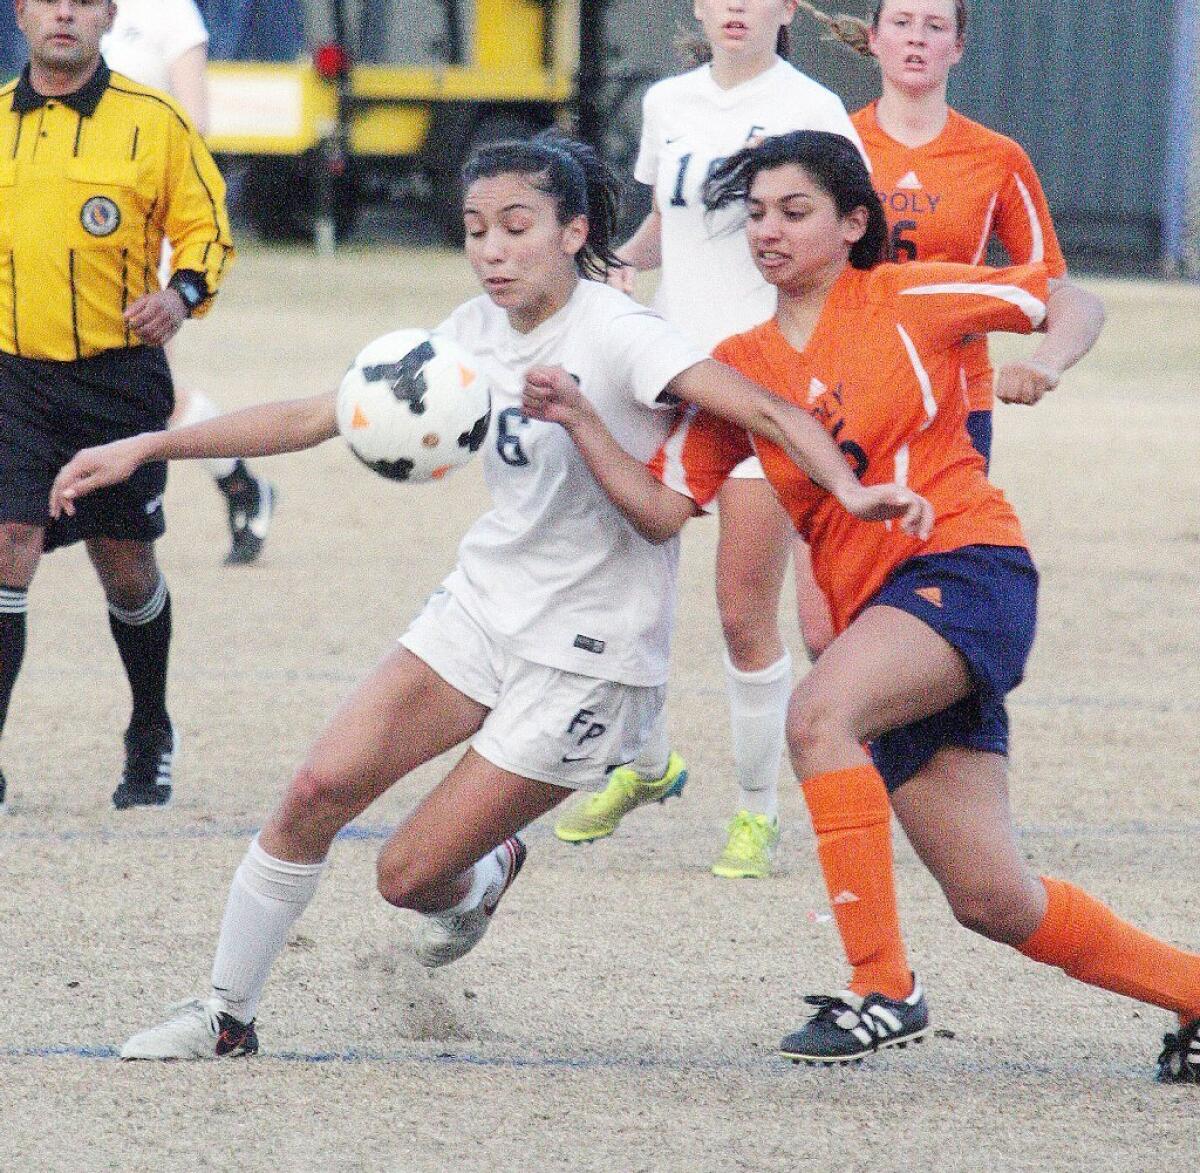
{"left": 13, "top": 60, "right": 112, "bottom": 117}
{"left": 503, "top": 279, "right": 585, "bottom": 355}
{"left": 698, "top": 57, "right": 788, "bottom": 110}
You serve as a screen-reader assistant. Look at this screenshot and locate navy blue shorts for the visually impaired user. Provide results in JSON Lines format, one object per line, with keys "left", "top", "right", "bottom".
{"left": 966, "top": 409, "right": 992, "bottom": 470}
{"left": 866, "top": 545, "right": 1038, "bottom": 792}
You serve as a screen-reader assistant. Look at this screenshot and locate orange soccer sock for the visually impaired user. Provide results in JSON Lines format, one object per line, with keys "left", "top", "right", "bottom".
{"left": 1018, "top": 877, "right": 1200, "bottom": 1023}
{"left": 801, "top": 765, "right": 911, "bottom": 1000}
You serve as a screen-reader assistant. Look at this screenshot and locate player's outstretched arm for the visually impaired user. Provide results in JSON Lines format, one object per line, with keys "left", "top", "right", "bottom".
{"left": 668, "top": 360, "right": 934, "bottom": 539}
{"left": 522, "top": 366, "right": 697, "bottom": 543}
{"left": 996, "top": 279, "right": 1105, "bottom": 406}
{"left": 51, "top": 392, "right": 339, "bottom": 517}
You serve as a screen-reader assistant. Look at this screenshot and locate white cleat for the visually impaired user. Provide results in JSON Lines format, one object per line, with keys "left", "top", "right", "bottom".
{"left": 413, "top": 837, "right": 527, "bottom": 969}
{"left": 120, "top": 997, "right": 259, "bottom": 1060}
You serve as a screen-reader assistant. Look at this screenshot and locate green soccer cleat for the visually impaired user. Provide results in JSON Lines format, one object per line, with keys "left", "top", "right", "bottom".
{"left": 554, "top": 752, "right": 688, "bottom": 844}
{"left": 711, "top": 810, "right": 780, "bottom": 879}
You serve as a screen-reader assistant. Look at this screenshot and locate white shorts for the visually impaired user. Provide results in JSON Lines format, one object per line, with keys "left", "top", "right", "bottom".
{"left": 400, "top": 589, "right": 665, "bottom": 792}
{"left": 728, "top": 454, "right": 765, "bottom": 480}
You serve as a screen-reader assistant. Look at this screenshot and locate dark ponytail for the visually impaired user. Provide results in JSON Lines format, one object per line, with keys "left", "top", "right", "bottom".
{"left": 703, "top": 130, "right": 888, "bottom": 270}
{"left": 461, "top": 130, "right": 622, "bottom": 280}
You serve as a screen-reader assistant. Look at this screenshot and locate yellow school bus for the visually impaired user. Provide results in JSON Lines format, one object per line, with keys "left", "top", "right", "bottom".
{"left": 206, "top": 0, "right": 587, "bottom": 246}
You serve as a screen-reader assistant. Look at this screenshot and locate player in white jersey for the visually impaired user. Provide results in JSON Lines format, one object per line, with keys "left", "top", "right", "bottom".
{"left": 554, "top": 0, "right": 865, "bottom": 879}
{"left": 102, "top": 0, "right": 276, "bottom": 565}
{"left": 49, "top": 132, "right": 926, "bottom": 1060}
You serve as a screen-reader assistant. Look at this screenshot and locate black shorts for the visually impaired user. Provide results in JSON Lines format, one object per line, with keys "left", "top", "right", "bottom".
{"left": 0, "top": 347, "right": 174, "bottom": 552}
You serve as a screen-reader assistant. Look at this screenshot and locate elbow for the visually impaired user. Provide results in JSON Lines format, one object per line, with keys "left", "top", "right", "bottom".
{"left": 631, "top": 498, "right": 691, "bottom": 544}
{"left": 638, "top": 521, "right": 681, "bottom": 545}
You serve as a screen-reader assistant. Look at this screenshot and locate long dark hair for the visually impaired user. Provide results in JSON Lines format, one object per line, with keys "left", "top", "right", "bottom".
{"left": 461, "top": 131, "right": 622, "bottom": 281}
{"left": 703, "top": 131, "right": 888, "bottom": 270}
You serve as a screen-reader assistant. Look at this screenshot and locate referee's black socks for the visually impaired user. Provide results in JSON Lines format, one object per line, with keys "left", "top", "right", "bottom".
{"left": 0, "top": 584, "right": 28, "bottom": 738}
{"left": 107, "top": 575, "right": 172, "bottom": 734}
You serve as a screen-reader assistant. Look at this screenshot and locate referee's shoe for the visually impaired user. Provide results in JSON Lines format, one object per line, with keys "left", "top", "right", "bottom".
{"left": 219, "top": 467, "right": 276, "bottom": 566}
{"left": 113, "top": 724, "right": 177, "bottom": 809}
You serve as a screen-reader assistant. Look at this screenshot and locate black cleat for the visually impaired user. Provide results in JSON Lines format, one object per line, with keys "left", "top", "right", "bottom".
{"left": 1157, "top": 1017, "right": 1200, "bottom": 1084}
{"left": 113, "top": 724, "right": 176, "bottom": 810}
{"left": 222, "top": 473, "right": 275, "bottom": 566}
{"left": 780, "top": 978, "right": 931, "bottom": 1066}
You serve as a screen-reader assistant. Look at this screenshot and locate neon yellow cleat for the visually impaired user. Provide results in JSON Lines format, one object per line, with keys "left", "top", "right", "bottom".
{"left": 711, "top": 810, "right": 780, "bottom": 879}
{"left": 554, "top": 752, "right": 688, "bottom": 844}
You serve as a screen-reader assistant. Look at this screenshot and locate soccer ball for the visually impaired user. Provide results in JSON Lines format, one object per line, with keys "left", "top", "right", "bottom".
{"left": 335, "top": 329, "right": 491, "bottom": 482}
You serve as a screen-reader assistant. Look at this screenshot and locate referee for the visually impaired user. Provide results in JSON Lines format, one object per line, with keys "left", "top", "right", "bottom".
{"left": 0, "top": 0, "right": 233, "bottom": 809}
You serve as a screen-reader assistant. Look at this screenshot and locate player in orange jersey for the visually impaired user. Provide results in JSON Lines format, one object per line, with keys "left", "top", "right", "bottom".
{"left": 791, "top": 0, "right": 1068, "bottom": 654}
{"left": 522, "top": 130, "right": 1200, "bottom": 1081}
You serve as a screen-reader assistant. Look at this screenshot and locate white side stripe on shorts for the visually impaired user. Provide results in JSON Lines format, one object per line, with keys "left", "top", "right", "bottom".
{"left": 899, "top": 282, "right": 1047, "bottom": 328}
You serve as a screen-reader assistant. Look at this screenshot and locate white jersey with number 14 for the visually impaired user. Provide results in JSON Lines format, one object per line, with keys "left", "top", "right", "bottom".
{"left": 636, "top": 59, "right": 865, "bottom": 351}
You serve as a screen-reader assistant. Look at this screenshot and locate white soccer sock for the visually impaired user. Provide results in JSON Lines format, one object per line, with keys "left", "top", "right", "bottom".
{"left": 209, "top": 836, "right": 326, "bottom": 1023}
{"left": 628, "top": 710, "right": 671, "bottom": 780}
{"left": 439, "top": 846, "right": 505, "bottom": 916}
{"left": 171, "top": 391, "right": 238, "bottom": 479}
{"left": 724, "top": 651, "right": 793, "bottom": 821}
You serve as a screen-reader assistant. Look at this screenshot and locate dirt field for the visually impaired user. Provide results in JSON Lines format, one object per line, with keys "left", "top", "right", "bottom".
{"left": 1, "top": 250, "right": 1197, "bottom": 1171}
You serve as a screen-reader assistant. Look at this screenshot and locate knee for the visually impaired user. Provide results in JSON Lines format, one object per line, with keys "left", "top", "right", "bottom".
{"left": 945, "top": 877, "right": 1039, "bottom": 944}
{"left": 716, "top": 575, "right": 781, "bottom": 665}
{"left": 375, "top": 844, "right": 430, "bottom": 910}
{"left": 93, "top": 546, "right": 161, "bottom": 610}
{"left": 786, "top": 689, "right": 855, "bottom": 771}
{"left": 0, "top": 523, "right": 41, "bottom": 583}
{"left": 275, "top": 761, "right": 355, "bottom": 838}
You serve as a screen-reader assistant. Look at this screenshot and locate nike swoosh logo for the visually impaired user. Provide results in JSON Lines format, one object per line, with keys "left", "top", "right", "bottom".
{"left": 561, "top": 754, "right": 592, "bottom": 763}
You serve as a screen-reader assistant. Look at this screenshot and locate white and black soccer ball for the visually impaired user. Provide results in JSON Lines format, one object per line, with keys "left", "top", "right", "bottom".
{"left": 335, "top": 329, "right": 491, "bottom": 483}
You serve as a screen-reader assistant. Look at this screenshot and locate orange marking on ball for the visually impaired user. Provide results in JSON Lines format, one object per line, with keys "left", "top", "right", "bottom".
{"left": 459, "top": 364, "right": 475, "bottom": 386}
{"left": 351, "top": 404, "right": 370, "bottom": 430}
{"left": 430, "top": 465, "right": 452, "bottom": 480}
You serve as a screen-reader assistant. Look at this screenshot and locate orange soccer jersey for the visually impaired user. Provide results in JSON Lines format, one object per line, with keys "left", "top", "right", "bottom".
{"left": 852, "top": 104, "right": 1067, "bottom": 411}
{"left": 651, "top": 261, "right": 1050, "bottom": 633}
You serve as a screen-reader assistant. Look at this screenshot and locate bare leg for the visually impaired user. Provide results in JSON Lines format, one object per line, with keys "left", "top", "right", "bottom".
{"left": 788, "top": 604, "right": 974, "bottom": 778}
{"left": 788, "top": 604, "right": 974, "bottom": 999}
{"left": 893, "top": 746, "right": 1200, "bottom": 1029}
{"left": 261, "top": 645, "right": 490, "bottom": 862}
{"left": 890, "top": 747, "right": 1047, "bottom": 945}
{"left": 196, "top": 646, "right": 492, "bottom": 1026}
{"left": 792, "top": 536, "right": 835, "bottom": 661}
{"left": 376, "top": 748, "right": 570, "bottom": 911}
{"left": 0, "top": 523, "right": 42, "bottom": 764}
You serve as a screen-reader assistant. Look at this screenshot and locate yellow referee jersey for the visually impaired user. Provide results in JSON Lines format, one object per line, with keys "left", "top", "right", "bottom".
{"left": 0, "top": 62, "right": 233, "bottom": 361}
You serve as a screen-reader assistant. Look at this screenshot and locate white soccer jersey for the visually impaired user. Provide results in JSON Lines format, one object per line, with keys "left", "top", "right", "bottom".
{"left": 636, "top": 59, "right": 865, "bottom": 351}
{"left": 434, "top": 280, "right": 706, "bottom": 686}
{"left": 102, "top": 0, "right": 209, "bottom": 93}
